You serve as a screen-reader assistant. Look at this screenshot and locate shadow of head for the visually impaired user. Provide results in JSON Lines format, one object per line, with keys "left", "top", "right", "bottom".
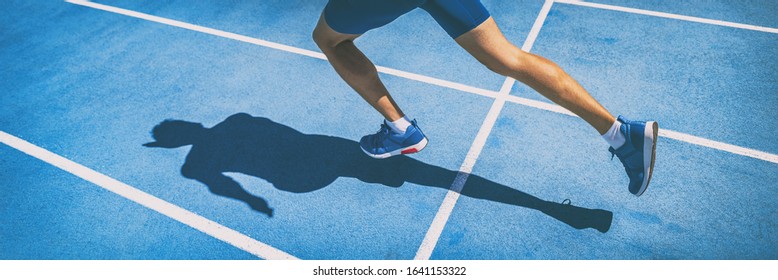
{"left": 143, "top": 120, "right": 206, "bottom": 148}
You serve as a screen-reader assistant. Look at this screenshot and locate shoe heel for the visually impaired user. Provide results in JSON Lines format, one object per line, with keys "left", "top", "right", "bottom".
{"left": 401, "top": 137, "right": 428, "bottom": 155}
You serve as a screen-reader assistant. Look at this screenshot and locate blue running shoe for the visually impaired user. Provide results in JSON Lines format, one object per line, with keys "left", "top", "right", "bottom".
{"left": 609, "top": 115, "right": 658, "bottom": 196}
{"left": 360, "top": 119, "right": 429, "bottom": 159}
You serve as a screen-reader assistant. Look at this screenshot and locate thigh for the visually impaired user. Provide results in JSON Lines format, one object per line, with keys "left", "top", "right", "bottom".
{"left": 323, "top": 0, "right": 424, "bottom": 35}
{"left": 420, "top": 0, "right": 491, "bottom": 38}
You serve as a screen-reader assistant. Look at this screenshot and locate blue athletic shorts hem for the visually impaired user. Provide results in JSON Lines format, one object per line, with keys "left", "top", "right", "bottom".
{"left": 323, "top": 0, "right": 490, "bottom": 38}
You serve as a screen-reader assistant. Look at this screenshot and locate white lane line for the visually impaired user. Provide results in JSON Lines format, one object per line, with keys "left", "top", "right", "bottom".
{"left": 64, "top": 0, "right": 500, "bottom": 100}
{"left": 375, "top": 66, "right": 499, "bottom": 98}
{"left": 660, "top": 130, "right": 778, "bottom": 164}
{"left": 0, "top": 130, "right": 299, "bottom": 260}
{"left": 64, "top": 0, "right": 778, "bottom": 165}
{"left": 413, "top": 82, "right": 510, "bottom": 261}
{"left": 414, "top": 0, "right": 555, "bottom": 260}
{"left": 556, "top": 0, "right": 778, "bottom": 34}
{"left": 506, "top": 95, "right": 576, "bottom": 117}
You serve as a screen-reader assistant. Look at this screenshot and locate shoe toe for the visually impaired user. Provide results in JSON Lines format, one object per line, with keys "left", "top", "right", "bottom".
{"left": 627, "top": 170, "right": 645, "bottom": 195}
{"left": 359, "top": 135, "right": 375, "bottom": 153}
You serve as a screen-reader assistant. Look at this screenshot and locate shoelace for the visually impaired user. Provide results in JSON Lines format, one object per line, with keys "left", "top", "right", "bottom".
{"left": 610, "top": 143, "right": 638, "bottom": 160}
{"left": 372, "top": 123, "right": 392, "bottom": 149}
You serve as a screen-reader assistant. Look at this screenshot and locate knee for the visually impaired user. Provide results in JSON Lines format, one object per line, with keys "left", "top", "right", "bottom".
{"left": 312, "top": 25, "right": 338, "bottom": 51}
{"left": 312, "top": 27, "right": 327, "bottom": 49}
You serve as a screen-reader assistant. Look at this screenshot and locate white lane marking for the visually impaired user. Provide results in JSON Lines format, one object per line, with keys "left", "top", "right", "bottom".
{"left": 506, "top": 95, "right": 576, "bottom": 117}
{"left": 660, "top": 130, "right": 778, "bottom": 164}
{"left": 0, "top": 130, "right": 299, "bottom": 260}
{"left": 414, "top": 0, "right": 556, "bottom": 260}
{"left": 556, "top": 0, "right": 778, "bottom": 34}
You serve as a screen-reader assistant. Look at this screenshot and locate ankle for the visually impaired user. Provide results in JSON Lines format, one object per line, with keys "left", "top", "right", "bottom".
{"left": 387, "top": 116, "right": 412, "bottom": 134}
{"left": 601, "top": 118, "right": 626, "bottom": 149}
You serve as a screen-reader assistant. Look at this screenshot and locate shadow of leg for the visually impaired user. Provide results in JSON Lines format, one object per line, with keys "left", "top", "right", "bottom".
{"left": 462, "top": 174, "right": 613, "bottom": 233}
{"left": 537, "top": 201, "right": 613, "bottom": 233}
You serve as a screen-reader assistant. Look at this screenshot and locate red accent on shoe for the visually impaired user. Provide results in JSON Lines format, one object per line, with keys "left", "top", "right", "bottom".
{"left": 401, "top": 148, "right": 419, "bottom": 154}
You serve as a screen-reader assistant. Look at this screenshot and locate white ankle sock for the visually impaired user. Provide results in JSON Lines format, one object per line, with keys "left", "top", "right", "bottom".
{"left": 602, "top": 119, "right": 626, "bottom": 149}
{"left": 387, "top": 116, "right": 412, "bottom": 134}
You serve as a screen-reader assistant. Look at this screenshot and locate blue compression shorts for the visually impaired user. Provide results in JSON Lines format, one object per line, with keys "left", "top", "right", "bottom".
{"left": 324, "top": 0, "right": 490, "bottom": 38}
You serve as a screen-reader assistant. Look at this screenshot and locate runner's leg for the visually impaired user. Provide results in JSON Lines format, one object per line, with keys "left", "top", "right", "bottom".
{"left": 454, "top": 17, "right": 615, "bottom": 134}
{"left": 312, "top": 13, "right": 405, "bottom": 122}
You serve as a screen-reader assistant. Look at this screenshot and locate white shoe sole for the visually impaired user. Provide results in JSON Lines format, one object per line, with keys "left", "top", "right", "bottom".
{"left": 635, "top": 121, "right": 658, "bottom": 196}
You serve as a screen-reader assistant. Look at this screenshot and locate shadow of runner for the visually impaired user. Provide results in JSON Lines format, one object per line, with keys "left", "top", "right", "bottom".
{"left": 143, "top": 113, "right": 612, "bottom": 232}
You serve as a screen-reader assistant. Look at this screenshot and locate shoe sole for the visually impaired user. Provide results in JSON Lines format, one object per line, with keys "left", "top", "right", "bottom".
{"left": 635, "top": 121, "right": 658, "bottom": 196}
{"left": 361, "top": 137, "right": 429, "bottom": 159}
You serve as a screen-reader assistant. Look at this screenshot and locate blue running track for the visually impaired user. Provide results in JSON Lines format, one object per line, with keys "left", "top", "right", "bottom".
{"left": 1, "top": 0, "right": 777, "bottom": 259}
